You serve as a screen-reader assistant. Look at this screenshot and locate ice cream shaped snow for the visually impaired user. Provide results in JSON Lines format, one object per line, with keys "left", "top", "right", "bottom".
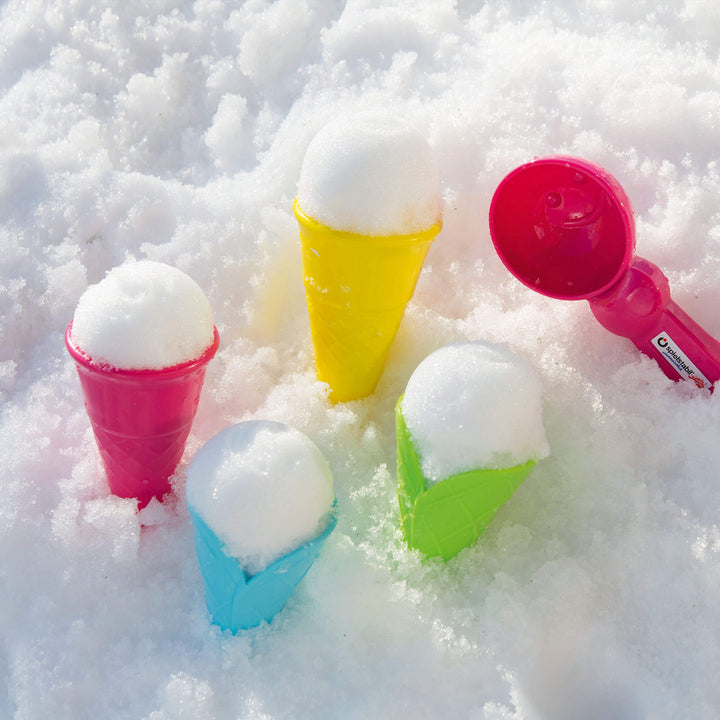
{"left": 396, "top": 342, "right": 549, "bottom": 560}
{"left": 66, "top": 260, "right": 219, "bottom": 506}
{"left": 296, "top": 113, "right": 441, "bottom": 235}
{"left": 186, "top": 421, "right": 337, "bottom": 631}
{"left": 294, "top": 114, "right": 442, "bottom": 402}
{"left": 402, "top": 342, "right": 550, "bottom": 482}
{"left": 70, "top": 260, "right": 215, "bottom": 370}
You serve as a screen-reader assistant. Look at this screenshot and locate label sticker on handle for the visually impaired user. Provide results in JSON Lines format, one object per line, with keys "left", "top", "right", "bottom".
{"left": 652, "top": 332, "right": 711, "bottom": 390}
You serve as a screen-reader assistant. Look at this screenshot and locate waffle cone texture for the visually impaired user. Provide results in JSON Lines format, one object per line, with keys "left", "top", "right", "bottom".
{"left": 294, "top": 200, "right": 441, "bottom": 402}
{"left": 65, "top": 325, "right": 219, "bottom": 507}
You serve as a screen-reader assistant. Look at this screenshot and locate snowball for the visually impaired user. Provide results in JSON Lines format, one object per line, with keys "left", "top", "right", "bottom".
{"left": 186, "top": 421, "right": 335, "bottom": 575}
{"left": 70, "top": 260, "right": 215, "bottom": 370}
{"left": 401, "top": 342, "right": 550, "bottom": 483}
{"left": 296, "top": 113, "right": 441, "bottom": 235}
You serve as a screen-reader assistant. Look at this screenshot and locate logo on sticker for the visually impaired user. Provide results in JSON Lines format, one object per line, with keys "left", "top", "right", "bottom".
{"left": 652, "top": 332, "right": 710, "bottom": 390}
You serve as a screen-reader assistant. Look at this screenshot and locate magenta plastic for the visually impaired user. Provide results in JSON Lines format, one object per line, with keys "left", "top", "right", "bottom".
{"left": 65, "top": 324, "right": 220, "bottom": 506}
{"left": 489, "top": 156, "right": 720, "bottom": 391}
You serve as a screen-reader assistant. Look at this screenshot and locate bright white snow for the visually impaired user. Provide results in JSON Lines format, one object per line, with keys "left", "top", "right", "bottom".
{"left": 3, "top": 1, "right": 720, "bottom": 719}
{"left": 402, "top": 342, "right": 549, "bottom": 482}
{"left": 186, "top": 420, "right": 334, "bottom": 575}
{"left": 70, "top": 260, "right": 215, "bottom": 369}
{"left": 296, "top": 113, "right": 441, "bottom": 234}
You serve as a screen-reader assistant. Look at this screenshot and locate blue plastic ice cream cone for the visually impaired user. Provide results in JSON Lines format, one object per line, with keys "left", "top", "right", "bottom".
{"left": 189, "top": 503, "right": 337, "bottom": 632}
{"left": 185, "top": 421, "right": 337, "bottom": 632}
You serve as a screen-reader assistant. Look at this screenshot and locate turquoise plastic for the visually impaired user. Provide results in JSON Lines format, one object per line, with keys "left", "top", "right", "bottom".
{"left": 189, "top": 503, "right": 337, "bottom": 632}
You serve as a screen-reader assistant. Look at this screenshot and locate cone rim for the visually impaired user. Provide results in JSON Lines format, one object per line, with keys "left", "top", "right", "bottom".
{"left": 65, "top": 323, "right": 220, "bottom": 378}
{"left": 189, "top": 500, "right": 339, "bottom": 583}
{"left": 246, "top": 501, "right": 338, "bottom": 583}
{"left": 293, "top": 199, "right": 442, "bottom": 245}
{"left": 395, "top": 394, "right": 536, "bottom": 495}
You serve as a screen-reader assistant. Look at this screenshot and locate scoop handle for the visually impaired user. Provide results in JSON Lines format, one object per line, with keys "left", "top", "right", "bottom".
{"left": 589, "top": 257, "right": 720, "bottom": 391}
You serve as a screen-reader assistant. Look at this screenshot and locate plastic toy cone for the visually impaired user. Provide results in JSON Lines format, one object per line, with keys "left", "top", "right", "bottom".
{"left": 189, "top": 504, "right": 338, "bottom": 632}
{"left": 294, "top": 200, "right": 441, "bottom": 402}
{"left": 395, "top": 396, "right": 535, "bottom": 561}
{"left": 65, "top": 325, "right": 219, "bottom": 507}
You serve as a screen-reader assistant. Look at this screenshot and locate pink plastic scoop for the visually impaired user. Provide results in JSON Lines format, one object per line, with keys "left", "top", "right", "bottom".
{"left": 489, "top": 156, "right": 720, "bottom": 391}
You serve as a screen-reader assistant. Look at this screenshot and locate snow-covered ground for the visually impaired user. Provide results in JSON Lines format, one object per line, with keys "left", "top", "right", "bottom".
{"left": 3, "top": 1, "right": 720, "bottom": 718}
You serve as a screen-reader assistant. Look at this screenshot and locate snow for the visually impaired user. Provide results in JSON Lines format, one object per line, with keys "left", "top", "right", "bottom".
{"left": 70, "top": 260, "right": 215, "bottom": 369}
{"left": 401, "top": 342, "right": 549, "bottom": 482}
{"left": 185, "top": 420, "right": 334, "bottom": 575}
{"left": 3, "top": 1, "right": 720, "bottom": 719}
{"left": 296, "top": 113, "right": 441, "bottom": 234}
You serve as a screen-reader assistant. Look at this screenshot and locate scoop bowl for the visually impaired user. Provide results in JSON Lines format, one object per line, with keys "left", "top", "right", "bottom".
{"left": 489, "top": 156, "right": 720, "bottom": 390}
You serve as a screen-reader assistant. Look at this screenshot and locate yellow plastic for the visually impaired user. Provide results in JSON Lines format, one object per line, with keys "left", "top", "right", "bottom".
{"left": 294, "top": 200, "right": 441, "bottom": 402}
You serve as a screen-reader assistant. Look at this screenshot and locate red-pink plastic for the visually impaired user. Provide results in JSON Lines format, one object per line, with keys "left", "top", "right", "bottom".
{"left": 66, "top": 324, "right": 220, "bottom": 506}
{"left": 489, "top": 156, "right": 720, "bottom": 391}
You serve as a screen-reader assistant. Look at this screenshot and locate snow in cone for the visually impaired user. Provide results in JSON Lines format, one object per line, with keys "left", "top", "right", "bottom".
{"left": 397, "top": 342, "right": 550, "bottom": 560}
{"left": 294, "top": 113, "right": 442, "bottom": 402}
{"left": 66, "top": 260, "right": 218, "bottom": 506}
{"left": 185, "top": 421, "right": 336, "bottom": 632}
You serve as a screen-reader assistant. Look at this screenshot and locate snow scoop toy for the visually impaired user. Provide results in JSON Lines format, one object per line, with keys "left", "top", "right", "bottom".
{"left": 294, "top": 199, "right": 441, "bottom": 403}
{"left": 66, "top": 325, "right": 219, "bottom": 507}
{"left": 189, "top": 503, "right": 337, "bottom": 632}
{"left": 489, "top": 156, "right": 720, "bottom": 391}
{"left": 395, "top": 397, "right": 535, "bottom": 561}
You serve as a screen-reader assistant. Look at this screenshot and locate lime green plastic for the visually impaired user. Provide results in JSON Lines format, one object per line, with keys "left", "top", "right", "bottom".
{"left": 395, "top": 396, "right": 536, "bottom": 561}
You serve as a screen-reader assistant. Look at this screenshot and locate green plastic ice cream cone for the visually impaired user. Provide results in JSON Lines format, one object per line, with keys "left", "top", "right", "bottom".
{"left": 395, "top": 396, "right": 535, "bottom": 561}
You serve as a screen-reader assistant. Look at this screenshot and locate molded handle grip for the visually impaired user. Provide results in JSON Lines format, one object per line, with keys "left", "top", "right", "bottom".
{"left": 589, "top": 257, "right": 720, "bottom": 390}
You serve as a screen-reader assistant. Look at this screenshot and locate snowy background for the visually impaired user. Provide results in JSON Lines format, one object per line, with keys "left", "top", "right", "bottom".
{"left": 3, "top": 0, "right": 720, "bottom": 718}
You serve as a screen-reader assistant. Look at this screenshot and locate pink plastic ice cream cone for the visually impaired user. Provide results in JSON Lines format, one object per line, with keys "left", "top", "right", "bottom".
{"left": 66, "top": 260, "right": 218, "bottom": 506}
{"left": 66, "top": 324, "right": 219, "bottom": 507}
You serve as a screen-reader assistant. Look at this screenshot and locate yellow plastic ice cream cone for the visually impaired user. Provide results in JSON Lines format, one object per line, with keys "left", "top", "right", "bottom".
{"left": 294, "top": 199, "right": 441, "bottom": 402}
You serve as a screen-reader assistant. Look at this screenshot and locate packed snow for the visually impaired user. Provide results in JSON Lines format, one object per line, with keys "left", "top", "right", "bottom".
{"left": 402, "top": 342, "right": 549, "bottom": 483}
{"left": 4, "top": 1, "right": 720, "bottom": 719}
{"left": 186, "top": 421, "right": 335, "bottom": 575}
{"left": 70, "top": 260, "right": 215, "bottom": 369}
{"left": 296, "top": 113, "right": 441, "bottom": 234}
